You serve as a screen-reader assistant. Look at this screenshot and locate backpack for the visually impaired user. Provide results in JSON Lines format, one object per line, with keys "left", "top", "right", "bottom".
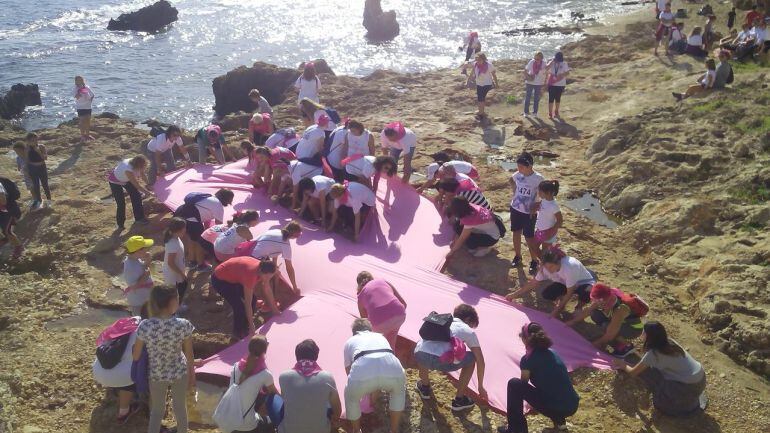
{"left": 324, "top": 108, "right": 342, "bottom": 124}
{"left": 183, "top": 192, "right": 212, "bottom": 206}
{"left": 726, "top": 65, "right": 734, "bottom": 85}
{"left": 615, "top": 289, "right": 649, "bottom": 318}
{"left": 0, "top": 177, "right": 21, "bottom": 204}
{"left": 95, "top": 333, "right": 131, "bottom": 369}
{"left": 212, "top": 365, "right": 258, "bottom": 433}
{"left": 493, "top": 213, "right": 507, "bottom": 238}
{"left": 150, "top": 125, "right": 166, "bottom": 138}
{"left": 419, "top": 311, "right": 453, "bottom": 342}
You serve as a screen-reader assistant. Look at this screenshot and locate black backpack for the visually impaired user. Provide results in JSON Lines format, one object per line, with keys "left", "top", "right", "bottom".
{"left": 150, "top": 125, "right": 166, "bottom": 138}
{"left": 0, "top": 177, "right": 21, "bottom": 205}
{"left": 493, "top": 213, "right": 507, "bottom": 238}
{"left": 96, "top": 333, "right": 131, "bottom": 369}
{"left": 324, "top": 108, "right": 342, "bottom": 124}
{"left": 419, "top": 311, "right": 453, "bottom": 342}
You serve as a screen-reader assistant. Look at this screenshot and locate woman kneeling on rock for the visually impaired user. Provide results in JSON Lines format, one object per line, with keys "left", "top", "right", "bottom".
{"left": 612, "top": 321, "right": 707, "bottom": 416}
{"left": 444, "top": 196, "right": 503, "bottom": 262}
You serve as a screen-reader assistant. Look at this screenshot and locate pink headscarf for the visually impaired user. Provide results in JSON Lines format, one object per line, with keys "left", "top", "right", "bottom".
{"left": 316, "top": 113, "right": 330, "bottom": 128}
{"left": 293, "top": 360, "right": 323, "bottom": 377}
{"left": 384, "top": 121, "right": 406, "bottom": 141}
{"left": 205, "top": 124, "right": 221, "bottom": 145}
{"left": 96, "top": 317, "right": 140, "bottom": 347}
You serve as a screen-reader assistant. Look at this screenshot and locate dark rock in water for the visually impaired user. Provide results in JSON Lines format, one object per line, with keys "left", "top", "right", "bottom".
{"left": 501, "top": 26, "right": 583, "bottom": 37}
{"left": 0, "top": 83, "right": 42, "bottom": 119}
{"left": 96, "top": 112, "right": 120, "bottom": 119}
{"left": 107, "top": 0, "right": 178, "bottom": 33}
{"left": 212, "top": 59, "right": 335, "bottom": 116}
{"left": 363, "top": 0, "right": 400, "bottom": 42}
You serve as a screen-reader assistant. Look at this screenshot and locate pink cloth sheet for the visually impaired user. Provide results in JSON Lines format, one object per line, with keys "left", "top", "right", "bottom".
{"left": 156, "top": 161, "right": 612, "bottom": 415}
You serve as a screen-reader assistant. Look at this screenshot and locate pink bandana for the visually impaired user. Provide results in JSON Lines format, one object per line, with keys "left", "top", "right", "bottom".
{"left": 338, "top": 181, "right": 351, "bottom": 205}
{"left": 384, "top": 121, "right": 406, "bottom": 141}
{"left": 205, "top": 124, "right": 221, "bottom": 145}
{"left": 460, "top": 204, "right": 493, "bottom": 226}
{"left": 238, "top": 356, "right": 267, "bottom": 378}
{"left": 293, "top": 360, "right": 323, "bottom": 377}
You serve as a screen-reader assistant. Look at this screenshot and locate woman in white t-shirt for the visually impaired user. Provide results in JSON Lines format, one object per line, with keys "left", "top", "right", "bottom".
{"left": 162, "top": 218, "right": 188, "bottom": 304}
{"left": 685, "top": 26, "right": 707, "bottom": 57}
{"left": 227, "top": 335, "right": 280, "bottom": 433}
{"left": 655, "top": 3, "right": 676, "bottom": 55}
{"left": 467, "top": 53, "right": 498, "bottom": 118}
{"left": 74, "top": 75, "right": 95, "bottom": 143}
{"left": 673, "top": 58, "right": 717, "bottom": 101}
{"left": 533, "top": 180, "right": 562, "bottom": 253}
{"left": 342, "top": 120, "right": 376, "bottom": 160}
{"left": 328, "top": 182, "right": 377, "bottom": 242}
{"left": 297, "top": 175, "right": 336, "bottom": 226}
{"left": 461, "top": 31, "right": 482, "bottom": 62}
{"left": 213, "top": 210, "right": 260, "bottom": 262}
{"left": 107, "top": 155, "right": 152, "bottom": 229}
{"left": 670, "top": 22, "right": 687, "bottom": 54}
{"left": 299, "top": 98, "right": 337, "bottom": 133}
{"left": 545, "top": 52, "right": 570, "bottom": 119}
{"left": 523, "top": 52, "right": 547, "bottom": 116}
{"left": 380, "top": 121, "right": 417, "bottom": 183}
{"left": 506, "top": 246, "right": 597, "bottom": 318}
{"left": 294, "top": 62, "right": 321, "bottom": 104}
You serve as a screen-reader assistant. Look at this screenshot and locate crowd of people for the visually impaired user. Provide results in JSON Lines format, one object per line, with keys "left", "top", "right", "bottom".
{"left": 0, "top": 5, "right": 739, "bottom": 432}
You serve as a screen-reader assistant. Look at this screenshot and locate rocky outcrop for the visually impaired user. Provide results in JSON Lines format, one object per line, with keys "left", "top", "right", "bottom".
{"left": 107, "top": 0, "right": 178, "bottom": 33}
{"left": 363, "top": 0, "right": 400, "bottom": 41}
{"left": 0, "top": 84, "right": 42, "bottom": 120}
{"left": 212, "top": 59, "right": 334, "bottom": 116}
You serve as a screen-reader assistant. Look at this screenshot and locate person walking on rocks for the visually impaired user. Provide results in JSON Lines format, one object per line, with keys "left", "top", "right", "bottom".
{"left": 74, "top": 75, "right": 95, "bottom": 143}
{"left": 546, "top": 52, "right": 570, "bottom": 119}
{"left": 523, "top": 52, "right": 547, "bottom": 116}
{"left": 294, "top": 62, "right": 321, "bottom": 104}
{"left": 461, "top": 31, "right": 482, "bottom": 62}
{"left": 467, "top": 53, "right": 498, "bottom": 119}
{"left": 24, "top": 133, "right": 52, "bottom": 210}
{"left": 509, "top": 152, "right": 544, "bottom": 274}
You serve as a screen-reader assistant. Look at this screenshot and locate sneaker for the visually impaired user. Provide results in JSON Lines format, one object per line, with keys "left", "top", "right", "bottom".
{"left": 471, "top": 246, "right": 492, "bottom": 257}
{"left": 522, "top": 112, "right": 529, "bottom": 117}
{"left": 610, "top": 343, "right": 636, "bottom": 358}
{"left": 416, "top": 382, "right": 432, "bottom": 400}
{"left": 528, "top": 260, "right": 538, "bottom": 276}
{"left": 451, "top": 395, "right": 475, "bottom": 411}
{"left": 116, "top": 403, "right": 140, "bottom": 425}
{"left": 510, "top": 255, "right": 522, "bottom": 267}
{"left": 532, "top": 112, "right": 539, "bottom": 117}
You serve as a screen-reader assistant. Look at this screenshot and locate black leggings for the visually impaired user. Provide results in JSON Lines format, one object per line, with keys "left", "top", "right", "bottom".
{"left": 506, "top": 378, "right": 576, "bottom": 433}
{"left": 211, "top": 275, "right": 255, "bottom": 339}
{"left": 110, "top": 181, "right": 144, "bottom": 228}
{"left": 548, "top": 86, "right": 565, "bottom": 104}
{"left": 453, "top": 221, "right": 499, "bottom": 249}
{"left": 28, "top": 164, "right": 50, "bottom": 201}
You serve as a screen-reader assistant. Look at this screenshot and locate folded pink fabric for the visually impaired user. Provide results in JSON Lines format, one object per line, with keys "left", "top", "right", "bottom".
{"left": 157, "top": 160, "right": 612, "bottom": 416}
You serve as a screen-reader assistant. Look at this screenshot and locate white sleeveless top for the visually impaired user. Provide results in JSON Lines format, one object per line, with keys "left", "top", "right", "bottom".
{"left": 214, "top": 225, "right": 248, "bottom": 255}
{"left": 112, "top": 159, "right": 139, "bottom": 184}
{"left": 346, "top": 130, "right": 371, "bottom": 156}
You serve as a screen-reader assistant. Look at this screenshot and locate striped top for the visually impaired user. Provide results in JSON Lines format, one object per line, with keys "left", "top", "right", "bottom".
{"left": 459, "top": 189, "right": 491, "bottom": 209}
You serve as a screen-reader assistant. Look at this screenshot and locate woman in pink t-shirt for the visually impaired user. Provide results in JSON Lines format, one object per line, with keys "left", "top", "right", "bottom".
{"left": 355, "top": 271, "right": 407, "bottom": 349}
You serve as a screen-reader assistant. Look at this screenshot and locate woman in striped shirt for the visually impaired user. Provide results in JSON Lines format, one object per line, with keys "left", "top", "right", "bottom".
{"left": 435, "top": 177, "right": 491, "bottom": 212}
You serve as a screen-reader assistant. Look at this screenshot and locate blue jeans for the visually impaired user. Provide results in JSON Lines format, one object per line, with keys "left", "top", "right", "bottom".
{"left": 145, "top": 148, "right": 176, "bottom": 185}
{"left": 524, "top": 84, "right": 541, "bottom": 114}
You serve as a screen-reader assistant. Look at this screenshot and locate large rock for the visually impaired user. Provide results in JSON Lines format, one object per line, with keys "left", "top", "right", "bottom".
{"left": 0, "top": 83, "right": 42, "bottom": 119}
{"left": 363, "top": 0, "right": 400, "bottom": 41}
{"left": 212, "top": 59, "right": 334, "bottom": 116}
{"left": 107, "top": 0, "right": 178, "bottom": 32}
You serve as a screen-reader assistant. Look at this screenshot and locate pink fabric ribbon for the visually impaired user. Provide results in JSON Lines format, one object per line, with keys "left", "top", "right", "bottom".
{"left": 439, "top": 337, "right": 467, "bottom": 364}
{"left": 105, "top": 169, "right": 124, "bottom": 185}
{"left": 341, "top": 153, "right": 364, "bottom": 166}
{"left": 293, "top": 360, "right": 323, "bottom": 377}
{"left": 96, "top": 317, "right": 140, "bottom": 347}
{"left": 234, "top": 240, "right": 258, "bottom": 257}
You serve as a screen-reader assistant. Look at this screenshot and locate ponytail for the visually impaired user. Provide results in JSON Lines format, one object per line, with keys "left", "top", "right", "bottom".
{"left": 541, "top": 245, "right": 566, "bottom": 264}
{"left": 239, "top": 335, "right": 269, "bottom": 384}
{"left": 228, "top": 210, "right": 259, "bottom": 226}
{"left": 164, "top": 217, "right": 186, "bottom": 243}
{"left": 538, "top": 180, "right": 560, "bottom": 196}
{"left": 522, "top": 322, "right": 552, "bottom": 351}
{"left": 281, "top": 221, "right": 302, "bottom": 240}
{"left": 241, "top": 141, "right": 255, "bottom": 162}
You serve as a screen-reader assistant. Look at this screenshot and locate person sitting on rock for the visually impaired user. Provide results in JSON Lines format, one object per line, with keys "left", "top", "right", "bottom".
{"left": 145, "top": 125, "right": 192, "bottom": 185}
{"left": 713, "top": 50, "right": 734, "bottom": 89}
{"left": 444, "top": 196, "right": 502, "bottom": 260}
{"left": 611, "top": 321, "right": 707, "bottom": 416}
{"left": 294, "top": 62, "right": 321, "bottom": 104}
{"left": 380, "top": 121, "right": 417, "bottom": 183}
{"left": 506, "top": 246, "right": 598, "bottom": 318}
{"left": 249, "top": 111, "right": 274, "bottom": 146}
{"left": 418, "top": 151, "right": 479, "bottom": 192}
{"left": 497, "top": 322, "right": 579, "bottom": 433}
{"left": 328, "top": 181, "right": 376, "bottom": 242}
{"left": 672, "top": 58, "right": 716, "bottom": 101}
{"left": 565, "top": 283, "right": 645, "bottom": 358}
{"left": 194, "top": 124, "right": 230, "bottom": 164}
{"left": 670, "top": 22, "right": 687, "bottom": 54}
{"left": 248, "top": 88, "right": 273, "bottom": 116}
{"left": 721, "top": 23, "right": 751, "bottom": 52}
{"left": 685, "top": 26, "right": 708, "bottom": 57}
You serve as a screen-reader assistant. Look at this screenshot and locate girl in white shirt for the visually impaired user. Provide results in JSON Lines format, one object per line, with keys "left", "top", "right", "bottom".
{"left": 467, "top": 53, "right": 498, "bottom": 118}
{"left": 533, "top": 180, "right": 562, "bottom": 260}
{"left": 74, "top": 75, "right": 95, "bottom": 143}
{"left": 294, "top": 62, "right": 320, "bottom": 104}
{"left": 673, "top": 58, "right": 717, "bottom": 101}
{"left": 342, "top": 120, "right": 376, "bottom": 159}
{"left": 546, "top": 52, "right": 570, "bottom": 119}
{"left": 655, "top": 3, "right": 676, "bottom": 55}
{"left": 523, "top": 52, "right": 546, "bottom": 116}
{"left": 328, "top": 182, "right": 377, "bottom": 242}
{"left": 214, "top": 210, "right": 259, "bottom": 262}
{"left": 163, "top": 217, "right": 188, "bottom": 303}
{"left": 380, "top": 122, "right": 417, "bottom": 183}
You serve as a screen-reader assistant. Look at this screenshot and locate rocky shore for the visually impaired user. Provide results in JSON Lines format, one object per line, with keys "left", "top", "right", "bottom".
{"left": 0, "top": 2, "right": 768, "bottom": 433}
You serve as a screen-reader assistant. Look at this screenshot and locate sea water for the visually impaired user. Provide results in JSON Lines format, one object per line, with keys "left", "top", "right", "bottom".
{"left": 0, "top": 0, "right": 642, "bottom": 129}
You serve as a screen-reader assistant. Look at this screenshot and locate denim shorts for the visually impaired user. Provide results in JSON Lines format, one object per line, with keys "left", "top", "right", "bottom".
{"left": 414, "top": 350, "right": 475, "bottom": 373}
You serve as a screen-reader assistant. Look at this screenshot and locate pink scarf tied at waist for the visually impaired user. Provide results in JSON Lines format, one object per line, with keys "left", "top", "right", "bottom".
{"left": 439, "top": 337, "right": 467, "bottom": 364}
{"left": 340, "top": 153, "right": 364, "bottom": 166}
{"left": 293, "top": 360, "right": 323, "bottom": 377}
